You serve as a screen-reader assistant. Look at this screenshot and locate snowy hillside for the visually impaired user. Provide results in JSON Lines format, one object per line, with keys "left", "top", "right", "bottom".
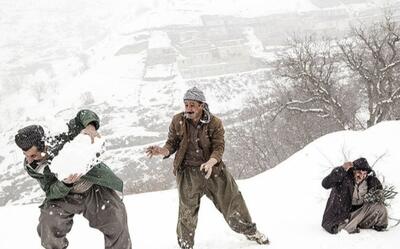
{"left": 2, "top": 0, "right": 400, "bottom": 205}
{"left": 0, "top": 121, "right": 399, "bottom": 249}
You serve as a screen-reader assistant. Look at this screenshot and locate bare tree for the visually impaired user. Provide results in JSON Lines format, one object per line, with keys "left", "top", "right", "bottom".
{"left": 226, "top": 89, "right": 342, "bottom": 178}
{"left": 227, "top": 13, "right": 400, "bottom": 177}
{"left": 275, "top": 36, "right": 357, "bottom": 129}
{"left": 338, "top": 14, "right": 400, "bottom": 127}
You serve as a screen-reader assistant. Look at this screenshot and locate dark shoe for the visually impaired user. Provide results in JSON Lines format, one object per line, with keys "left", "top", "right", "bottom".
{"left": 348, "top": 227, "right": 360, "bottom": 234}
{"left": 246, "top": 230, "right": 270, "bottom": 245}
{"left": 373, "top": 225, "right": 387, "bottom": 232}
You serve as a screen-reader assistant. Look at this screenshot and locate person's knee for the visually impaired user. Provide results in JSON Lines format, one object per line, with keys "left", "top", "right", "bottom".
{"left": 38, "top": 212, "right": 72, "bottom": 234}
{"left": 376, "top": 204, "right": 389, "bottom": 224}
{"left": 370, "top": 203, "right": 388, "bottom": 217}
{"left": 38, "top": 224, "right": 69, "bottom": 249}
{"left": 104, "top": 207, "right": 128, "bottom": 236}
{"left": 41, "top": 238, "right": 68, "bottom": 249}
{"left": 37, "top": 223, "right": 42, "bottom": 237}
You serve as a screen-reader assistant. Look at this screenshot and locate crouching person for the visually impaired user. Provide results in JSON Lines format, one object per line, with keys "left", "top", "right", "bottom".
{"left": 321, "top": 157, "right": 388, "bottom": 234}
{"left": 14, "top": 109, "right": 132, "bottom": 249}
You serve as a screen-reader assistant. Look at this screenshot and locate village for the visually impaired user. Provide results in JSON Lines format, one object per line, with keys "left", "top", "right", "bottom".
{"left": 139, "top": 3, "right": 400, "bottom": 80}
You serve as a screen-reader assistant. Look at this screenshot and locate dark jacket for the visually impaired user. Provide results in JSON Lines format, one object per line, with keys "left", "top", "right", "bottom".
{"left": 24, "top": 110, "right": 123, "bottom": 202}
{"left": 163, "top": 112, "right": 225, "bottom": 176}
{"left": 321, "top": 166, "right": 382, "bottom": 234}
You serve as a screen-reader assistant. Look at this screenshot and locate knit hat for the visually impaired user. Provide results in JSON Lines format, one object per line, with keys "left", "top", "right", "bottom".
{"left": 183, "top": 87, "right": 211, "bottom": 123}
{"left": 15, "top": 125, "right": 45, "bottom": 151}
{"left": 183, "top": 86, "right": 206, "bottom": 103}
{"left": 352, "top": 157, "right": 372, "bottom": 173}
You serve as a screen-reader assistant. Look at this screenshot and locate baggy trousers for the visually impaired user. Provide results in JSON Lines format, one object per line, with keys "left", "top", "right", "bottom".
{"left": 37, "top": 185, "right": 132, "bottom": 249}
{"left": 343, "top": 202, "right": 388, "bottom": 233}
{"left": 176, "top": 166, "right": 257, "bottom": 249}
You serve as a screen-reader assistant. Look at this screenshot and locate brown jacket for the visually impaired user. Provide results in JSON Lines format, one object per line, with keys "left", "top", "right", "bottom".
{"left": 163, "top": 112, "right": 225, "bottom": 175}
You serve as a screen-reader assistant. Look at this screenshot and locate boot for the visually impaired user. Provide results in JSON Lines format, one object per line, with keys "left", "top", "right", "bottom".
{"left": 246, "top": 230, "right": 269, "bottom": 245}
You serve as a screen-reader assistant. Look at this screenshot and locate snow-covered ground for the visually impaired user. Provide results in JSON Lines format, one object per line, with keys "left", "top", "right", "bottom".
{"left": 1, "top": 121, "right": 399, "bottom": 249}
{"left": 2, "top": 0, "right": 400, "bottom": 246}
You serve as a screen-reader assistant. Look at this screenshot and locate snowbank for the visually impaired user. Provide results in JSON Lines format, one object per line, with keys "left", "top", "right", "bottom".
{"left": 1, "top": 121, "right": 399, "bottom": 248}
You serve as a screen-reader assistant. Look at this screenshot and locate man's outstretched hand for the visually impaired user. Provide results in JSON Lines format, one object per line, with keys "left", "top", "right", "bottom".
{"left": 146, "top": 145, "right": 169, "bottom": 158}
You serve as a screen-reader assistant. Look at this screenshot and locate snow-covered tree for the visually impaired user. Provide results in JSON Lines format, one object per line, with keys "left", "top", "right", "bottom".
{"left": 339, "top": 13, "right": 400, "bottom": 127}
{"left": 275, "top": 13, "right": 400, "bottom": 128}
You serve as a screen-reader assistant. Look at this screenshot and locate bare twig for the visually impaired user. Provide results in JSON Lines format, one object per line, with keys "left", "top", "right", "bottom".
{"left": 371, "top": 152, "right": 388, "bottom": 168}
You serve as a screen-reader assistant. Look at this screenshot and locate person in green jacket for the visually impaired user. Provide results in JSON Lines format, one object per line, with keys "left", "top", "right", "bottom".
{"left": 15, "top": 109, "right": 132, "bottom": 249}
{"left": 146, "top": 87, "right": 269, "bottom": 248}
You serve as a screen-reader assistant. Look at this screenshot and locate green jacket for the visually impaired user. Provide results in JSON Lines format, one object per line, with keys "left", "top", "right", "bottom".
{"left": 163, "top": 112, "right": 226, "bottom": 176}
{"left": 23, "top": 109, "right": 123, "bottom": 202}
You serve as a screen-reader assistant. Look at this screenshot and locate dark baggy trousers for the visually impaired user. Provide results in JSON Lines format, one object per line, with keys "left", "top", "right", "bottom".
{"left": 37, "top": 185, "right": 132, "bottom": 249}
{"left": 176, "top": 166, "right": 257, "bottom": 249}
{"left": 342, "top": 202, "right": 388, "bottom": 233}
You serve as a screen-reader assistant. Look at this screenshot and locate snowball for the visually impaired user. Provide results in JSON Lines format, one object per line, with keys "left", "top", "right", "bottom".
{"left": 50, "top": 133, "right": 106, "bottom": 180}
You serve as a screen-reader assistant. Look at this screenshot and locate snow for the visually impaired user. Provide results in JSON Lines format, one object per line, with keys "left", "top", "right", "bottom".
{"left": 1, "top": 0, "right": 400, "bottom": 247}
{"left": 1, "top": 121, "right": 399, "bottom": 248}
{"left": 0, "top": 0, "right": 398, "bottom": 141}
{"left": 243, "top": 27, "right": 266, "bottom": 57}
{"left": 50, "top": 134, "right": 106, "bottom": 180}
{"left": 148, "top": 31, "right": 172, "bottom": 49}
{"left": 143, "top": 63, "right": 177, "bottom": 80}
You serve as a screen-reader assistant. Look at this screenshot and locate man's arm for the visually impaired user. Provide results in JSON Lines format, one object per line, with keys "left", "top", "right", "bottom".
{"left": 162, "top": 117, "right": 180, "bottom": 157}
{"left": 322, "top": 165, "right": 349, "bottom": 189}
{"left": 49, "top": 109, "right": 100, "bottom": 158}
{"left": 146, "top": 117, "right": 180, "bottom": 158}
{"left": 368, "top": 176, "right": 383, "bottom": 190}
{"left": 209, "top": 117, "right": 225, "bottom": 163}
{"left": 65, "top": 109, "right": 100, "bottom": 141}
{"left": 41, "top": 110, "right": 100, "bottom": 198}
{"left": 32, "top": 166, "right": 73, "bottom": 199}
{"left": 200, "top": 117, "right": 225, "bottom": 179}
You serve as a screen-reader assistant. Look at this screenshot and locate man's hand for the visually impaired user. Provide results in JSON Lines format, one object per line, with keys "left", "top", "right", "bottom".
{"left": 200, "top": 158, "right": 218, "bottom": 179}
{"left": 63, "top": 173, "right": 82, "bottom": 185}
{"left": 146, "top": 145, "right": 169, "bottom": 158}
{"left": 81, "top": 124, "right": 100, "bottom": 144}
{"left": 342, "top": 162, "right": 353, "bottom": 171}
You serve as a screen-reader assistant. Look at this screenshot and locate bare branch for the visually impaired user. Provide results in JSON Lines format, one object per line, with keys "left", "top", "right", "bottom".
{"left": 371, "top": 152, "right": 387, "bottom": 168}
{"left": 380, "top": 60, "right": 400, "bottom": 72}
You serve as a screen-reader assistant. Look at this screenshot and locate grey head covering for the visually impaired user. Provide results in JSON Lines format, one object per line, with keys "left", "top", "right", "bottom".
{"left": 183, "top": 86, "right": 211, "bottom": 123}
{"left": 183, "top": 86, "right": 206, "bottom": 103}
{"left": 15, "top": 125, "right": 46, "bottom": 151}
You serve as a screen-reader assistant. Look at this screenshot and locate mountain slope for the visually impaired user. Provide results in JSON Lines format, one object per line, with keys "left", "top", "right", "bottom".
{"left": 0, "top": 121, "right": 399, "bottom": 249}
{"left": 2, "top": 0, "right": 400, "bottom": 205}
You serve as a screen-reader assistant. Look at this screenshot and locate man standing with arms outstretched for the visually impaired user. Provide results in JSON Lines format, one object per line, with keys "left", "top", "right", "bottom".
{"left": 146, "top": 87, "right": 269, "bottom": 248}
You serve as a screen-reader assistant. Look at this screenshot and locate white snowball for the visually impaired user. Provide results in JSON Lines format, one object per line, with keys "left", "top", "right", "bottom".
{"left": 50, "top": 133, "right": 105, "bottom": 180}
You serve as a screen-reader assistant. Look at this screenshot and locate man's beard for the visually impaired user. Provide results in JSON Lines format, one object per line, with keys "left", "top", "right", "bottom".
{"left": 184, "top": 112, "right": 194, "bottom": 119}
